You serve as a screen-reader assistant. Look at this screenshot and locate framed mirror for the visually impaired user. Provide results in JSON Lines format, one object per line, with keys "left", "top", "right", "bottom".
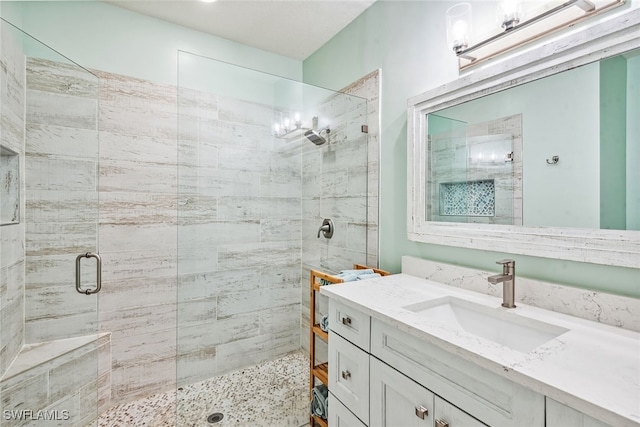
{"left": 407, "top": 9, "right": 640, "bottom": 268}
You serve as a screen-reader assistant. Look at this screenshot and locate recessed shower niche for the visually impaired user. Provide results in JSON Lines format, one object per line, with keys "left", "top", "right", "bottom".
{"left": 0, "top": 145, "right": 20, "bottom": 225}
{"left": 440, "top": 179, "right": 496, "bottom": 217}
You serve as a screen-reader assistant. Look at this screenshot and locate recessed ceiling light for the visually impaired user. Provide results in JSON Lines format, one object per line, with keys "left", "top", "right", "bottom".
{"left": 201, "top": 0, "right": 217, "bottom": 3}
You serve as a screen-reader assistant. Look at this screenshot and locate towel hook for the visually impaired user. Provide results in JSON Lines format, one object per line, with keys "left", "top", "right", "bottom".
{"left": 546, "top": 155, "right": 559, "bottom": 165}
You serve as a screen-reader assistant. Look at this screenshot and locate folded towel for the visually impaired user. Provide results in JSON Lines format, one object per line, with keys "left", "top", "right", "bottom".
{"left": 320, "top": 269, "right": 376, "bottom": 286}
{"left": 355, "top": 272, "right": 381, "bottom": 281}
{"left": 310, "top": 384, "right": 329, "bottom": 419}
{"left": 320, "top": 314, "right": 329, "bottom": 332}
{"left": 339, "top": 268, "right": 374, "bottom": 276}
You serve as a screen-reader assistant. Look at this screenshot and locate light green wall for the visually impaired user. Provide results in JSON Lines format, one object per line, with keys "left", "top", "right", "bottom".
{"left": 304, "top": 1, "right": 640, "bottom": 297}
{"left": 1, "top": 1, "right": 301, "bottom": 85}
{"left": 627, "top": 55, "right": 640, "bottom": 230}
{"left": 599, "top": 56, "right": 627, "bottom": 230}
{"left": 0, "top": 2, "right": 21, "bottom": 26}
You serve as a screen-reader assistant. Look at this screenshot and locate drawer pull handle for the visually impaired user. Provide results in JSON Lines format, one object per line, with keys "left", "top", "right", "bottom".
{"left": 415, "top": 406, "right": 428, "bottom": 419}
{"left": 341, "top": 370, "right": 351, "bottom": 380}
{"left": 341, "top": 316, "right": 352, "bottom": 326}
{"left": 435, "top": 419, "right": 449, "bottom": 427}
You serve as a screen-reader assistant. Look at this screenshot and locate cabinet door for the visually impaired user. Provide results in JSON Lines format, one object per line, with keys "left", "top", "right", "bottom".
{"left": 329, "top": 332, "right": 370, "bottom": 425}
{"left": 371, "top": 319, "right": 545, "bottom": 427}
{"left": 329, "top": 392, "right": 368, "bottom": 427}
{"left": 434, "top": 396, "right": 487, "bottom": 427}
{"left": 546, "top": 398, "right": 611, "bottom": 427}
{"left": 370, "top": 357, "right": 434, "bottom": 427}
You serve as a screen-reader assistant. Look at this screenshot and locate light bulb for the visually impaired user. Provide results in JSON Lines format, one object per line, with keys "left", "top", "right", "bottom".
{"left": 498, "top": 0, "right": 522, "bottom": 30}
{"left": 446, "top": 3, "right": 472, "bottom": 54}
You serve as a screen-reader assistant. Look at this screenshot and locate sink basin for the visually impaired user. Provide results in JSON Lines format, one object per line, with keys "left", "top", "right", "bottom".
{"left": 403, "top": 296, "right": 568, "bottom": 353}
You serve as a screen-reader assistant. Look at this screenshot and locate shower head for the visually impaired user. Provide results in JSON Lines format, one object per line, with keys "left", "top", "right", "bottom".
{"left": 304, "top": 128, "right": 329, "bottom": 146}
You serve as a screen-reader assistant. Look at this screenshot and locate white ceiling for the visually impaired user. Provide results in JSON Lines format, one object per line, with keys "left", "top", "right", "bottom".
{"left": 106, "top": 0, "right": 377, "bottom": 60}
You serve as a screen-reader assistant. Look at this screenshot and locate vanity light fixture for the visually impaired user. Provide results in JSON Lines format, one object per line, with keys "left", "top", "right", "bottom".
{"left": 452, "top": 0, "right": 625, "bottom": 70}
{"left": 446, "top": 3, "right": 473, "bottom": 54}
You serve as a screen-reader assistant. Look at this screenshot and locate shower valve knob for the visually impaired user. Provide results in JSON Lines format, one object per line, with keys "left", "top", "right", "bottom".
{"left": 317, "top": 218, "right": 334, "bottom": 239}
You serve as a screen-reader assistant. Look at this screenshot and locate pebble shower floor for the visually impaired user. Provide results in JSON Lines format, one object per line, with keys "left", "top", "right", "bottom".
{"left": 97, "top": 351, "right": 310, "bottom": 427}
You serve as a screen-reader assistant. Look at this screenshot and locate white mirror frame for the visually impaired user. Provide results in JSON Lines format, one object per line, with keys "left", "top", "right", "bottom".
{"left": 407, "top": 9, "right": 640, "bottom": 269}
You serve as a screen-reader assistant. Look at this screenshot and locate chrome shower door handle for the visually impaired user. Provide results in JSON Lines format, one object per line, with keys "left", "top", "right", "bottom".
{"left": 75, "top": 252, "right": 102, "bottom": 295}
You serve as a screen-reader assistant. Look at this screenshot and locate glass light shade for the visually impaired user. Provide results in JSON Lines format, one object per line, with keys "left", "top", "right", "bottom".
{"left": 498, "top": 0, "right": 523, "bottom": 30}
{"left": 446, "top": 3, "right": 473, "bottom": 53}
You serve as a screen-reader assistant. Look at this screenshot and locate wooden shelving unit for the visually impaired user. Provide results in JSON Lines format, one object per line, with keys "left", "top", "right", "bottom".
{"left": 309, "top": 264, "right": 390, "bottom": 427}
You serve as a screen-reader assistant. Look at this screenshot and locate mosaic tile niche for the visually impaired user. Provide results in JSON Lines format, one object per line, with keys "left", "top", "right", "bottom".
{"left": 428, "top": 114, "right": 523, "bottom": 225}
{"left": 440, "top": 179, "right": 495, "bottom": 217}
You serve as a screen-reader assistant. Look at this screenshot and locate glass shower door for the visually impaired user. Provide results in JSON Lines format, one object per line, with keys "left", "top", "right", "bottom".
{"left": 176, "top": 51, "right": 370, "bottom": 426}
{"left": 0, "top": 18, "right": 102, "bottom": 426}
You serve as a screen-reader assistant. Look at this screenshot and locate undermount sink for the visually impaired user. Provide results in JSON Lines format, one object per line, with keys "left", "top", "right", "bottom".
{"left": 403, "top": 296, "right": 569, "bottom": 353}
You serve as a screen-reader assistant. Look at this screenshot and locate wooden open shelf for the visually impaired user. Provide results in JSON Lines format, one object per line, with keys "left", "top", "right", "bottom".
{"left": 312, "top": 415, "right": 328, "bottom": 427}
{"left": 312, "top": 325, "right": 328, "bottom": 341}
{"left": 309, "top": 264, "right": 390, "bottom": 426}
{"left": 312, "top": 362, "right": 329, "bottom": 386}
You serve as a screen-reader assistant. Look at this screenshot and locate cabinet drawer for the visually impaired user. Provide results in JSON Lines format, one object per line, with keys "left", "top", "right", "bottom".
{"left": 329, "top": 392, "right": 368, "bottom": 427}
{"left": 371, "top": 319, "right": 544, "bottom": 427}
{"left": 434, "top": 396, "right": 487, "bottom": 427}
{"left": 370, "top": 356, "right": 434, "bottom": 427}
{"left": 329, "top": 331, "right": 370, "bottom": 425}
{"left": 329, "top": 299, "right": 371, "bottom": 351}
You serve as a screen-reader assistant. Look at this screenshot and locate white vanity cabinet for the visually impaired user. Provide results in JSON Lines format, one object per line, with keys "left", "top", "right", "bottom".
{"left": 434, "top": 397, "right": 488, "bottom": 427}
{"left": 371, "top": 356, "right": 488, "bottom": 427}
{"left": 546, "top": 398, "right": 610, "bottom": 427}
{"left": 371, "top": 319, "right": 545, "bottom": 427}
{"left": 328, "top": 299, "right": 545, "bottom": 427}
{"left": 370, "top": 356, "right": 436, "bottom": 427}
{"left": 329, "top": 332, "right": 370, "bottom": 425}
{"left": 329, "top": 392, "right": 368, "bottom": 427}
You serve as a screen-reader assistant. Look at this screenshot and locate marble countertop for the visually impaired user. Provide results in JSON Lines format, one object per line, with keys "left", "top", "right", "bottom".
{"left": 320, "top": 274, "right": 640, "bottom": 426}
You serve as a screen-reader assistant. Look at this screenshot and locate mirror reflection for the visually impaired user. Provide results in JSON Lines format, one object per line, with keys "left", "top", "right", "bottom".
{"left": 426, "top": 48, "right": 639, "bottom": 231}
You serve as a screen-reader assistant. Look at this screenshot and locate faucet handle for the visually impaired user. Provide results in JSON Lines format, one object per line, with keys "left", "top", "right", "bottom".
{"left": 496, "top": 259, "right": 515, "bottom": 266}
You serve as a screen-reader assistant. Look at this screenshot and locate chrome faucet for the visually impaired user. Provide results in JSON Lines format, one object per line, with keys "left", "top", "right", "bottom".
{"left": 487, "top": 259, "right": 516, "bottom": 308}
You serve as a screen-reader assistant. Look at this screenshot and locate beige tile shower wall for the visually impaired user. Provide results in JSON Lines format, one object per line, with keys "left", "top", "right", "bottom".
{"left": 300, "top": 70, "right": 381, "bottom": 354}
{"left": 0, "top": 22, "right": 26, "bottom": 378}
{"left": 343, "top": 69, "right": 381, "bottom": 268}
{"left": 97, "top": 69, "right": 304, "bottom": 403}
{"left": 96, "top": 70, "right": 179, "bottom": 405}
{"left": 176, "top": 91, "right": 302, "bottom": 387}
{"left": 23, "top": 58, "right": 99, "bottom": 344}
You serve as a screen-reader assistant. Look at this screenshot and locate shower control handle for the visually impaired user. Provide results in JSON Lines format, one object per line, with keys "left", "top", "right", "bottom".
{"left": 317, "top": 218, "right": 334, "bottom": 239}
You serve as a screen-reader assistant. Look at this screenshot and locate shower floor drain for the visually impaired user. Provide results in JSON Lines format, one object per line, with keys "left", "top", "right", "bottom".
{"left": 207, "top": 413, "right": 224, "bottom": 424}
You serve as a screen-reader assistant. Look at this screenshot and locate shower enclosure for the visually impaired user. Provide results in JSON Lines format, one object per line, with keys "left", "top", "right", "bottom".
{"left": 0, "top": 18, "right": 104, "bottom": 426}
{"left": 1, "top": 17, "right": 374, "bottom": 425}
{"left": 176, "top": 52, "right": 371, "bottom": 425}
